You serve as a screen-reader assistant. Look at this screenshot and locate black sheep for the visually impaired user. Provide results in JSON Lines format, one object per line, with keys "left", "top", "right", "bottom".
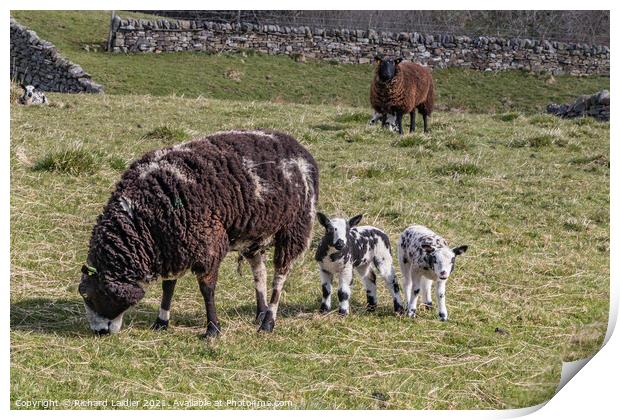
{"left": 78, "top": 130, "right": 319, "bottom": 337}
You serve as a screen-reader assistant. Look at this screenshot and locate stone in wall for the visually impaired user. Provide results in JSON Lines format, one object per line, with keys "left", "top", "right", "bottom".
{"left": 10, "top": 17, "right": 104, "bottom": 93}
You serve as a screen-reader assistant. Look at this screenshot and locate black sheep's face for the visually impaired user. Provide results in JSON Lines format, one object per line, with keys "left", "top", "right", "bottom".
{"left": 376, "top": 57, "right": 403, "bottom": 82}
{"left": 78, "top": 265, "right": 145, "bottom": 335}
{"left": 317, "top": 213, "right": 363, "bottom": 251}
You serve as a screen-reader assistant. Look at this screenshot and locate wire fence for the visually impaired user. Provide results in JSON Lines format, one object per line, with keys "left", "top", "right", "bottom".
{"left": 130, "top": 10, "right": 609, "bottom": 46}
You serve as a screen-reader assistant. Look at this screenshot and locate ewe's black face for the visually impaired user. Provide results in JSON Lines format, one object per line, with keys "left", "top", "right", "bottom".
{"left": 317, "top": 213, "right": 363, "bottom": 251}
{"left": 78, "top": 265, "right": 144, "bottom": 335}
{"left": 376, "top": 57, "right": 403, "bottom": 82}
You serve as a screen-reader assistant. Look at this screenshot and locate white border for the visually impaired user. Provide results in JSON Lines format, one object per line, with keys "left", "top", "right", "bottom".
{"left": 4, "top": 1, "right": 616, "bottom": 419}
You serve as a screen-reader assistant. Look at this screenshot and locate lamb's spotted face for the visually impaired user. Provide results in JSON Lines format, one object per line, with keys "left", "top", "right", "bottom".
{"left": 321, "top": 217, "right": 348, "bottom": 251}
{"left": 423, "top": 245, "right": 468, "bottom": 280}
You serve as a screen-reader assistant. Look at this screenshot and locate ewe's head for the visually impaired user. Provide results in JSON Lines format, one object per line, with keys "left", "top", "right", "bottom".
{"left": 375, "top": 56, "right": 403, "bottom": 82}
{"left": 422, "top": 243, "right": 468, "bottom": 280}
{"left": 317, "top": 213, "right": 363, "bottom": 252}
{"left": 78, "top": 264, "right": 145, "bottom": 335}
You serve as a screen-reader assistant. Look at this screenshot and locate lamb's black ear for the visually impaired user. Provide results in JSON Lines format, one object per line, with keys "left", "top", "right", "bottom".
{"left": 374, "top": 55, "right": 382, "bottom": 64}
{"left": 317, "top": 212, "right": 331, "bottom": 228}
{"left": 19, "top": 83, "right": 26, "bottom": 90}
{"left": 348, "top": 214, "right": 363, "bottom": 227}
{"left": 395, "top": 57, "right": 403, "bottom": 65}
{"left": 81, "top": 264, "right": 89, "bottom": 275}
{"left": 453, "top": 245, "right": 468, "bottom": 255}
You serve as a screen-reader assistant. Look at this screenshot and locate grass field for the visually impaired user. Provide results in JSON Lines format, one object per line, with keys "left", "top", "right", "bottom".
{"left": 11, "top": 10, "right": 610, "bottom": 113}
{"left": 10, "top": 92, "right": 609, "bottom": 409}
{"left": 10, "top": 9, "right": 610, "bottom": 410}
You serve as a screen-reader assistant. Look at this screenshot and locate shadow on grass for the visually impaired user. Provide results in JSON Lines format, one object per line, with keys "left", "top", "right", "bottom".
{"left": 10, "top": 297, "right": 345, "bottom": 336}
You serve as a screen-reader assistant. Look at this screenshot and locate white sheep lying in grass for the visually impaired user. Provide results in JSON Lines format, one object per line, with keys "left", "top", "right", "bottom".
{"left": 397, "top": 225, "right": 468, "bottom": 321}
{"left": 368, "top": 110, "right": 397, "bottom": 132}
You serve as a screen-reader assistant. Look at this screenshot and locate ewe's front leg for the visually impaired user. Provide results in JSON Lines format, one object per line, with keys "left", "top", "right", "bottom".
{"left": 151, "top": 279, "right": 177, "bottom": 330}
{"left": 319, "top": 268, "right": 334, "bottom": 313}
{"left": 436, "top": 279, "right": 448, "bottom": 321}
{"left": 337, "top": 264, "right": 354, "bottom": 315}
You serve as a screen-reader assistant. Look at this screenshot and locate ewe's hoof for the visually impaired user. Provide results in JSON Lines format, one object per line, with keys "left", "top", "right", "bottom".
{"left": 151, "top": 317, "right": 169, "bottom": 331}
{"left": 255, "top": 311, "right": 266, "bottom": 325}
{"left": 258, "top": 311, "right": 275, "bottom": 332}
{"left": 203, "top": 323, "right": 221, "bottom": 338}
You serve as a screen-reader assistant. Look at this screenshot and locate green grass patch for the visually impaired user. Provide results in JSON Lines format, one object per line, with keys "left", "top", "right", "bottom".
{"left": 32, "top": 145, "right": 102, "bottom": 175}
{"left": 142, "top": 125, "right": 190, "bottom": 142}
{"left": 433, "top": 162, "right": 483, "bottom": 176}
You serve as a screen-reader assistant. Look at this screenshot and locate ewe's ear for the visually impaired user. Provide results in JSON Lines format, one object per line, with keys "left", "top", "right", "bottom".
{"left": 395, "top": 57, "right": 403, "bottom": 65}
{"left": 317, "top": 212, "right": 331, "bottom": 228}
{"left": 453, "top": 245, "right": 468, "bottom": 255}
{"left": 349, "top": 214, "right": 363, "bottom": 227}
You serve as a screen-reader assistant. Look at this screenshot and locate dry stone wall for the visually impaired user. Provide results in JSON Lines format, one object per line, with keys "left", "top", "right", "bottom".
{"left": 10, "top": 18, "right": 103, "bottom": 93}
{"left": 110, "top": 16, "right": 609, "bottom": 76}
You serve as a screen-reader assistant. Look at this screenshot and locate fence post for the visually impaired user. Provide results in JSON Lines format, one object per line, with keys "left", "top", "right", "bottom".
{"left": 106, "top": 10, "right": 116, "bottom": 52}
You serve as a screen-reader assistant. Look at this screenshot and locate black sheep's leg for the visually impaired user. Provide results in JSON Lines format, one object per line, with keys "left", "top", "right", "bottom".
{"left": 396, "top": 110, "right": 404, "bottom": 135}
{"left": 198, "top": 274, "right": 221, "bottom": 338}
{"left": 380, "top": 113, "right": 387, "bottom": 128}
{"left": 247, "top": 252, "right": 269, "bottom": 324}
{"left": 423, "top": 112, "right": 429, "bottom": 133}
{"left": 410, "top": 110, "right": 416, "bottom": 133}
{"left": 151, "top": 279, "right": 177, "bottom": 330}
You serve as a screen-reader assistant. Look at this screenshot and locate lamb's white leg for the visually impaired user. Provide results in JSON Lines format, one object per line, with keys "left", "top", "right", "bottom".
{"left": 319, "top": 268, "right": 333, "bottom": 313}
{"left": 356, "top": 264, "right": 377, "bottom": 311}
{"left": 376, "top": 261, "right": 404, "bottom": 314}
{"left": 337, "top": 264, "right": 354, "bottom": 315}
{"left": 422, "top": 278, "right": 433, "bottom": 308}
{"left": 408, "top": 271, "right": 422, "bottom": 318}
{"left": 436, "top": 279, "right": 448, "bottom": 321}
{"left": 401, "top": 261, "right": 412, "bottom": 314}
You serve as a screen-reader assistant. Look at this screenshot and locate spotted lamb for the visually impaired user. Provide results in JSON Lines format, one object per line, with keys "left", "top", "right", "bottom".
{"left": 315, "top": 213, "right": 404, "bottom": 315}
{"left": 18, "top": 84, "right": 48, "bottom": 105}
{"left": 397, "top": 225, "right": 468, "bottom": 321}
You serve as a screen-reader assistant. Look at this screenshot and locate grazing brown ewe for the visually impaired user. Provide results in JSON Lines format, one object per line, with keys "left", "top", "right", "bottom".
{"left": 370, "top": 57, "right": 435, "bottom": 134}
{"left": 78, "top": 130, "right": 318, "bottom": 337}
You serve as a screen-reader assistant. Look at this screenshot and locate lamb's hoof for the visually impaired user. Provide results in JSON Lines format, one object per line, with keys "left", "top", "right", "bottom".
{"left": 319, "top": 303, "right": 331, "bottom": 314}
{"left": 258, "top": 311, "right": 275, "bottom": 332}
{"left": 439, "top": 313, "right": 448, "bottom": 322}
{"left": 338, "top": 308, "right": 349, "bottom": 316}
{"left": 422, "top": 302, "right": 433, "bottom": 310}
{"left": 151, "top": 317, "right": 169, "bottom": 331}
{"left": 203, "top": 323, "right": 221, "bottom": 338}
{"left": 393, "top": 301, "right": 405, "bottom": 315}
{"left": 407, "top": 309, "right": 417, "bottom": 318}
